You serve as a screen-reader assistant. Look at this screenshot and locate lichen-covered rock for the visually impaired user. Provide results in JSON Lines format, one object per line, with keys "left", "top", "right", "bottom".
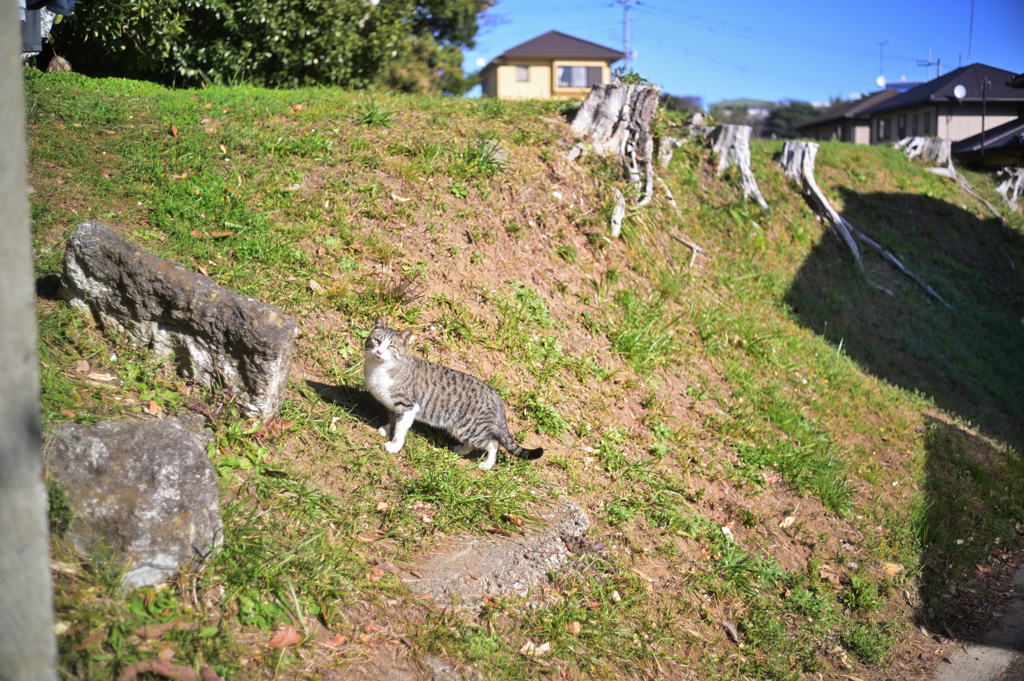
{"left": 60, "top": 221, "right": 297, "bottom": 418}
{"left": 45, "top": 417, "right": 222, "bottom": 589}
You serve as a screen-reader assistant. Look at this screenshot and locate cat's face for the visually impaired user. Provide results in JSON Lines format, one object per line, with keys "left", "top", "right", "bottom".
{"left": 365, "top": 317, "right": 413, "bottom": 363}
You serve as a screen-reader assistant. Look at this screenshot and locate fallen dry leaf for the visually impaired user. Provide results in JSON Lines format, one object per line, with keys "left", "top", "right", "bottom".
{"left": 209, "top": 231, "right": 234, "bottom": 238}
{"left": 317, "top": 245, "right": 327, "bottom": 256}
{"left": 503, "top": 513, "right": 524, "bottom": 528}
{"left": 308, "top": 279, "right": 325, "bottom": 294}
{"left": 157, "top": 645, "right": 175, "bottom": 662}
{"left": 268, "top": 626, "right": 301, "bottom": 650}
{"left": 358, "top": 634, "right": 374, "bottom": 645}
{"left": 190, "top": 230, "right": 205, "bottom": 239}
{"left": 170, "top": 125, "right": 178, "bottom": 137}
{"left": 134, "top": 620, "right": 199, "bottom": 639}
{"left": 779, "top": 516, "right": 796, "bottom": 528}
{"left": 147, "top": 400, "right": 162, "bottom": 415}
{"left": 721, "top": 619, "right": 740, "bottom": 645}
{"left": 116, "top": 660, "right": 221, "bottom": 681}
{"left": 219, "top": 144, "right": 227, "bottom": 153}
{"left": 198, "top": 266, "right": 209, "bottom": 277}
{"left": 253, "top": 417, "right": 294, "bottom": 441}
{"left": 376, "top": 501, "right": 390, "bottom": 511}
{"left": 60, "top": 408, "right": 75, "bottom": 418}
{"left": 566, "top": 621, "right": 582, "bottom": 635}
{"left": 291, "top": 104, "right": 304, "bottom": 113}
{"left": 363, "top": 624, "right": 378, "bottom": 633}
{"left": 419, "top": 593, "right": 433, "bottom": 600}
{"left": 326, "top": 633, "right": 346, "bottom": 647}
{"left": 882, "top": 562, "right": 904, "bottom": 577}
{"left": 74, "top": 359, "right": 90, "bottom": 373}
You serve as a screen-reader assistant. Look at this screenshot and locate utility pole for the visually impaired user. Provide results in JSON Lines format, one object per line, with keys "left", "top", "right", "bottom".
{"left": 981, "top": 77, "right": 989, "bottom": 165}
{"left": 621, "top": 0, "right": 635, "bottom": 72}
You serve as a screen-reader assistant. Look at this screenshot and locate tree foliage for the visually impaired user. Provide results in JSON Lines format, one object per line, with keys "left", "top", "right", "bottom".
{"left": 49, "top": 0, "right": 491, "bottom": 92}
{"left": 661, "top": 93, "right": 703, "bottom": 114}
{"left": 764, "top": 101, "right": 820, "bottom": 138}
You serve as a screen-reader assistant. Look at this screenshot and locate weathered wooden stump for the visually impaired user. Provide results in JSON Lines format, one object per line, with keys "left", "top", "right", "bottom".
{"left": 711, "top": 124, "right": 770, "bottom": 212}
{"left": 996, "top": 167, "right": 1024, "bottom": 211}
{"left": 781, "top": 140, "right": 952, "bottom": 309}
{"left": 894, "top": 136, "right": 952, "bottom": 166}
{"left": 571, "top": 83, "right": 660, "bottom": 218}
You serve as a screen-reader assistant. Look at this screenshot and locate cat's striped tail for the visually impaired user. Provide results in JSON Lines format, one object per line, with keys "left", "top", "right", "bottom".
{"left": 501, "top": 432, "right": 544, "bottom": 460}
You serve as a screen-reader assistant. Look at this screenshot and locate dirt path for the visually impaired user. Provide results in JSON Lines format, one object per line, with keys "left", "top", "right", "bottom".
{"left": 931, "top": 565, "right": 1024, "bottom": 681}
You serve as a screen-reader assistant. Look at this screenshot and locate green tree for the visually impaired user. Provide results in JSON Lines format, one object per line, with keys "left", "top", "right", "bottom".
{"left": 764, "top": 100, "right": 820, "bottom": 138}
{"left": 49, "top": 0, "right": 490, "bottom": 92}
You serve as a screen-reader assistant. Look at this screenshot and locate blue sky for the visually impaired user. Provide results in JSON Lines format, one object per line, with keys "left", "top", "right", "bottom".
{"left": 463, "top": 0, "right": 1024, "bottom": 106}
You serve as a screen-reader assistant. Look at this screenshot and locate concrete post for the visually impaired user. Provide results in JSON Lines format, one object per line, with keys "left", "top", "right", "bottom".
{"left": 0, "top": 0, "right": 59, "bottom": 678}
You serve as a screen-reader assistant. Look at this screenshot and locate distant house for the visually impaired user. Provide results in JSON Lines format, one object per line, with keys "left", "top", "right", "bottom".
{"left": 478, "top": 31, "right": 623, "bottom": 100}
{"left": 863, "top": 63, "right": 1024, "bottom": 145}
{"left": 794, "top": 90, "right": 902, "bottom": 143}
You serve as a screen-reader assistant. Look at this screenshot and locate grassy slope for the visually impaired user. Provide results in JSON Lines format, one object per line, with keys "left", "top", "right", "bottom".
{"left": 27, "top": 70, "right": 1024, "bottom": 680}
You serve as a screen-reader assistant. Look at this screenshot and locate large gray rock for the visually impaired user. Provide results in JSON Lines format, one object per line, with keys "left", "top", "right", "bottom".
{"left": 60, "top": 222, "right": 297, "bottom": 418}
{"left": 45, "top": 416, "right": 222, "bottom": 589}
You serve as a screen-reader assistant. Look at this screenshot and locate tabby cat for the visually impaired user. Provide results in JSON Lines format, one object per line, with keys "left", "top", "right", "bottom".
{"left": 363, "top": 317, "right": 543, "bottom": 470}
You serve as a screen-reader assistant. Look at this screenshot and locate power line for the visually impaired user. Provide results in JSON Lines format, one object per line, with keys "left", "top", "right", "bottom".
{"left": 638, "top": 2, "right": 920, "bottom": 64}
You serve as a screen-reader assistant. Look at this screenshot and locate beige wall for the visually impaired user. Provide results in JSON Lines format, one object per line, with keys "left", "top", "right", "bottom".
{"left": 935, "top": 103, "right": 1019, "bottom": 141}
{"left": 853, "top": 122, "right": 871, "bottom": 144}
{"left": 871, "top": 103, "right": 1021, "bottom": 144}
{"left": 493, "top": 59, "right": 552, "bottom": 99}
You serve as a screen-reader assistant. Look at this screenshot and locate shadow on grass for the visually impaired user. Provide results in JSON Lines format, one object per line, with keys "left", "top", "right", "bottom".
{"left": 784, "top": 187, "right": 1024, "bottom": 450}
{"left": 915, "top": 416, "right": 1024, "bottom": 644}
{"left": 783, "top": 188, "right": 1024, "bottom": 645}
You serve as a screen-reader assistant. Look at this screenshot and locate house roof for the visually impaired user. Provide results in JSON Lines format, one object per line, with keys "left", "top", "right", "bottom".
{"left": 1010, "top": 72, "right": 1024, "bottom": 88}
{"left": 864, "top": 63, "right": 1023, "bottom": 116}
{"left": 794, "top": 89, "right": 902, "bottom": 130}
{"left": 490, "top": 31, "right": 624, "bottom": 62}
{"left": 951, "top": 117, "right": 1024, "bottom": 154}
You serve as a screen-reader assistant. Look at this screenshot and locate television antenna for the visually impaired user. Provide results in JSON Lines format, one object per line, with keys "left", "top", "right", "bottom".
{"left": 917, "top": 48, "right": 940, "bottom": 80}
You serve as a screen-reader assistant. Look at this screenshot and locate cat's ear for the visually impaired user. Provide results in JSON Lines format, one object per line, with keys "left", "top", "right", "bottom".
{"left": 398, "top": 330, "right": 416, "bottom": 345}
{"left": 374, "top": 315, "right": 386, "bottom": 328}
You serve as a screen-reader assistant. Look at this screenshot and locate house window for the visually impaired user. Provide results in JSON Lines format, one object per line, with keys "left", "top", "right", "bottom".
{"left": 912, "top": 114, "right": 918, "bottom": 135}
{"left": 924, "top": 113, "right": 931, "bottom": 135}
{"left": 897, "top": 114, "right": 906, "bottom": 139}
{"left": 517, "top": 65, "right": 529, "bottom": 82}
{"left": 557, "top": 66, "right": 602, "bottom": 88}
{"left": 877, "top": 118, "right": 887, "bottom": 140}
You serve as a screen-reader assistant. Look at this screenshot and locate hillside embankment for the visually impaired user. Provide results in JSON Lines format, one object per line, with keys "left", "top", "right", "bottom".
{"left": 25, "top": 70, "right": 1024, "bottom": 680}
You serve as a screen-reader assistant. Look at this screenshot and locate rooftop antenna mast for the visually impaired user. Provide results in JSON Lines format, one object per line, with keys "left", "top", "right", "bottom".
{"left": 917, "top": 48, "right": 940, "bottom": 80}
{"left": 876, "top": 39, "right": 890, "bottom": 88}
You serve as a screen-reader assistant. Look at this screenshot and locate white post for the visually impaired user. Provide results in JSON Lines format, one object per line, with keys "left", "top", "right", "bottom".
{"left": 0, "top": 1, "right": 58, "bottom": 678}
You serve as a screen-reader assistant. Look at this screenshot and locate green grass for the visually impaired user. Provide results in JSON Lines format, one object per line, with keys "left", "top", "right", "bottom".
{"left": 28, "top": 70, "right": 1024, "bottom": 680}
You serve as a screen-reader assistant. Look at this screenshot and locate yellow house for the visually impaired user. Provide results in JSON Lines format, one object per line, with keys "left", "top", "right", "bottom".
{"left": 479, "top": 31, "right": 624, "bottom": 100}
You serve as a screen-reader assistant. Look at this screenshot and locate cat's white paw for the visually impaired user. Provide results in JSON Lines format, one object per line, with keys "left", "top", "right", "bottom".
{"left": 385, "top": 440, "right": 403, "bottom": 454}
{"left": 477, "top": 459, "right": 495, "bottom": 470}
{"left": 377, "top": 426, "right": 388, "bottom": 438}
